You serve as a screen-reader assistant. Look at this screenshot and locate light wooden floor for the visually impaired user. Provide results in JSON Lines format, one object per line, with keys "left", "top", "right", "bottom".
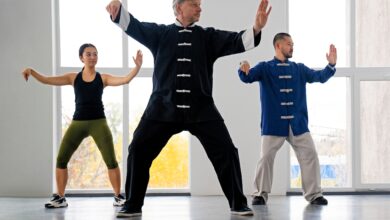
{"left": 1, "top": 195, "right": 390, "bottom": 220}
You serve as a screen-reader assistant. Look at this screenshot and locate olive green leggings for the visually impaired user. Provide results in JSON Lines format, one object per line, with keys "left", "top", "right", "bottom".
{"left": 56, "top": 118, "right": 118, "bottom": 169}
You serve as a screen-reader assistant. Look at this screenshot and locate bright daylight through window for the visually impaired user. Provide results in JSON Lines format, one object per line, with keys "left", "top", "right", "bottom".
{"left": 59, "top": 0, "right": 189, "bottom": 191}
{"left": 289, "top": 0, "right": 350, "bottom": 188}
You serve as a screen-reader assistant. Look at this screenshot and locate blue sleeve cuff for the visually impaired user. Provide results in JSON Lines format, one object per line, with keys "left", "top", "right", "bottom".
{"left": 327, "top": 63, "right": 336, "bottom": 71}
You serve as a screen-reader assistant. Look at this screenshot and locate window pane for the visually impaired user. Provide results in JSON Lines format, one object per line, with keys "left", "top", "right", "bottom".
{"left": 129, "top": 78, "right": 189, "bottom": 189}
{"left": 127, "top": 0, "right": 175, "bottom": 68}
{"left": 360, "top": 81, "right": 390, "bottom": 184}
{"left": 59, "top": 0, "right": 122, "bottom": 67}
{"left": 289, "top": 0, "right": 349, "bottom": 67}
{"left": 62, "top": 86, "right": 123, "bottom": 189}
{"left": 291, "top": 77, "right": 350, "bottom": 188}
{"left": 356, "top": 0, "right": 390, "bottom": 67}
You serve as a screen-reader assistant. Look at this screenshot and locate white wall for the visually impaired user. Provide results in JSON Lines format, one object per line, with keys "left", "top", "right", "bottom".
{"left": 0, "top": 0, "right": 290, "bottom": 197}
{"left": 0, "top": 0, "right": 54, "bottom": 196}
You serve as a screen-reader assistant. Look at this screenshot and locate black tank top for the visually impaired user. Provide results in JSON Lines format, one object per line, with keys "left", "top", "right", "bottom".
{"left": 72, "top": 71, "right": 105, "bottom": 120}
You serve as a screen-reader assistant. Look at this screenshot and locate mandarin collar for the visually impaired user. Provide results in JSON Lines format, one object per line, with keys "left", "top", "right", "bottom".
{"left": 273, "top": 56, "right": 290, "bottom": 64}
{"left": 175, "top": 19, "right": 196, "bottom": 28}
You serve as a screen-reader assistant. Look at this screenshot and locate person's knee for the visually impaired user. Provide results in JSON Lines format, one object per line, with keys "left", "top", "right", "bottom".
{"left": 296, "top": 149, "right": 318, "bottom": 162}
{"left": 56, "top": 157, "right": 69, "bottom": 169}
{"left": 303, "top": 148, "right": 318, "bottom": 159}
{"left": 106, "top": 161, "right": 119, "bottom": 169}
{"left": 261, "top": 150, "right": 278, "bottom": 160}
{"left": 107, "top": 163, "right": 118, "bottom": 170}
{"left": 128, "top": 141, "right": 144, "bottom": 155}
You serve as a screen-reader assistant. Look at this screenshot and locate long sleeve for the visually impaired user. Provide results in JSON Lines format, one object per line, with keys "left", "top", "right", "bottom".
{"left": 238, "top": 58, "right": 337, "bottom": 136}
{"left": 207, "top": 28, "right": 262, "bottom": 61}
{"left": 238, "top": 62, "right": 265, "bottom": 83}
{"left": 239, "top": 59, "right": 295, "bottom": 136}
{"left": 109, "top": 6, "right": 264, "bottom": 123}
{"left": 112, "top": 5, "right": 164, "bottom": 55}
{"left": 301, "top": 64, "right": 336, "bottom": 83}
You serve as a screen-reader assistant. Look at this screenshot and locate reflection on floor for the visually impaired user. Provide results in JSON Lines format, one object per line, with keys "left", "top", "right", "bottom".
{"left": 0, "top": 195, "right": 390, "bottom": 220}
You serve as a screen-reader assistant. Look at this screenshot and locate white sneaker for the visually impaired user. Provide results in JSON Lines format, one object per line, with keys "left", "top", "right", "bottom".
{"left": 113, "top": 194, "right": 126, "bottom": 207}
{"left": 44, "top": 194, "right": 68, "bottom": 208}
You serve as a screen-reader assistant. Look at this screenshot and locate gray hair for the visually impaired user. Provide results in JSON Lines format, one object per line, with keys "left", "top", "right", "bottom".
{"left": 172, "top": 0, "right": 186, "bottom": 16}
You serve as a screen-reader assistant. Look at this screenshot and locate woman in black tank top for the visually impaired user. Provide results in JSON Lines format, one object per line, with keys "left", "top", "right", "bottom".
{"left": 22, "top": 43, "right": 143, "bottom": 208}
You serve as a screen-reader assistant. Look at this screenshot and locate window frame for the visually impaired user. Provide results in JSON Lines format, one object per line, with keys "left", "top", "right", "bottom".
{"left": 53, "top": 0, "right": 189, "bottom": 194}
{"left": 355, "top": 69, "right": 390, "bottom": 189}
{"left": 287, "top": 0, "right": 390, "bottom": 192}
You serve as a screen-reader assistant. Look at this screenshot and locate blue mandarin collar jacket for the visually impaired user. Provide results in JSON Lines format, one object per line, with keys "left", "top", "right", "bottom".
{"left": 238, "top": 58, "right": 336, "bottom": 136}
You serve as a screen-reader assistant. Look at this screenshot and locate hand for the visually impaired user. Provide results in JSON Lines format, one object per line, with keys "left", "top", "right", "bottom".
{"left": 106, "top": 0, "right": 122, "bottom": 21}
{"left": 133, "top": 50, "right": 143, "bottom": 68}
{"left": 22, "top": 68, "right": 32, "bottom": 82}
{"left": 240, "top": 61, "right": 251, "bottom": 75}
{"left": 253, "top": 0, "right": 272, "bottom": 35}
{"left": 326, "top": 44, "right": 337, "bottom": 65}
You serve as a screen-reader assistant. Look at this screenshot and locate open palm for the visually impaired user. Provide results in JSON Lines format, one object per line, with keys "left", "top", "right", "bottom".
{"left": 326, "top": 44, "right": 337, "bottom": 65}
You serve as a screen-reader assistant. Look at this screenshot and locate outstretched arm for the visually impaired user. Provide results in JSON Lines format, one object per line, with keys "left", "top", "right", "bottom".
{"left": 238, "top": 60, "right": 264, "bottom": 83}
{"left": 102, "top": 50, "right": 143, "bottom": 87}
{"left": 106, "top": 0, "right": 162, "bottom": 53}
{"left": 303, "top": 45, "right": 337, "bottom": 83}
{"left": 22, "top": 68, "right": 75, "bottom": 86}
{"left": 253, "top": 0, "right": 272, "bottom": 35}
{"left": 326, "top": 44, "right": 337, "bottom": 66}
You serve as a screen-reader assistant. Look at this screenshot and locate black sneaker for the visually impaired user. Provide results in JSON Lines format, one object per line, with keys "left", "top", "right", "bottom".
{"left": 44, "top": 194, "right": 68, "bottom": 208}
{"left": 252, "top": 196, "right": 266, "bottom": 205}
{"left": 113, "top": 194, "right": 126, "bottom": 207}
{"left": 231, "top": 206, "right": 254, "bottom": 216}
{"left": 310, "top": 196, "right": 328, "bottom": 205}
{"left": 116, "top": 206, "right": 142, "bottom": 217}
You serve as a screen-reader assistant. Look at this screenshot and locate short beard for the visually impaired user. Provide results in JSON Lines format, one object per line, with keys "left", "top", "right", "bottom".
{"left": 283, "top": 51, "right": 293, "bottom": 59}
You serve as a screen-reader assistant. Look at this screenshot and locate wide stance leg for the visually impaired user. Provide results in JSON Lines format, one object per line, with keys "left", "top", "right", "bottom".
{"left": 55, "top": 168, "right": 68, "bottom": 197}
{"left": 108, "top": 167, "right": 121, "bottom": 196}
{"left": 253, "top": 136, "right": 285, "bottom": 201}
{"left": 90, "top": 119, "right": 121, "bottom": 196}
{"left": 189, "top": 120, "right": 248, "bottom": 210}
{"left": 124, "top": 119, "right": 182, "bottom": 210}
{"left": 288, "top": 131, "right": 322, "bottom": 202}
{"left": 56, "top": 121, "right": 87, "bottom": 196}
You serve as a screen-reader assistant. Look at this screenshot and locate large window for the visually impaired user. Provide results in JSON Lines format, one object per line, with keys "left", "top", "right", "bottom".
{"left": 289, "top": 0, "right": 351, "bottom": 189}
{"left": 356, "top": 0, "right": 390, "bottom": 67}
{"left": 289, "top": 0, "right": 349, "bottom": 67}
{"left": 355, "top": 0, "right": 390, "bottom": 187}
{"left": 360, "top": 81, "right": 390, "bottom": 184}
{"left": 289, "top": 0, "right": 390, "bottom": 190}
{"left": 290, "top": 77, "right": 351, "bottom": 188}
{"left": 57, "top": 0, "right": 189, "bottom": 191}
{"left": 59, "top": 0, "right": 122, "bottom": 67}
